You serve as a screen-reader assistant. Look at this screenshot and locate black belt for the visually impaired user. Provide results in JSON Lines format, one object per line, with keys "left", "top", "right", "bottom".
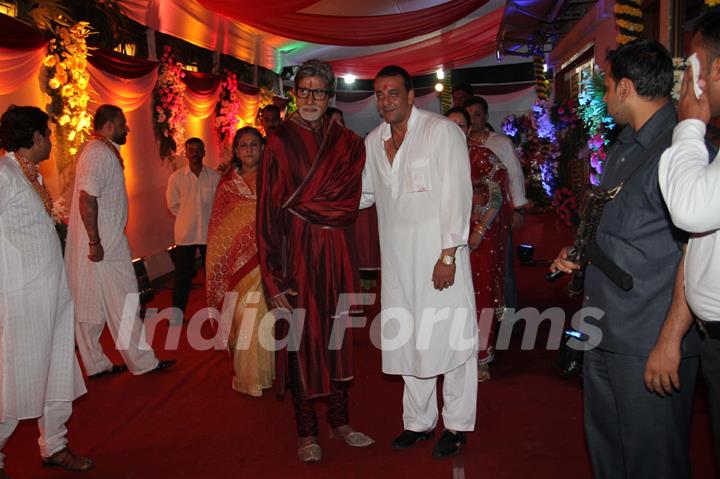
{"left": 697, "top": 319, "right": 720, "bottom": 340}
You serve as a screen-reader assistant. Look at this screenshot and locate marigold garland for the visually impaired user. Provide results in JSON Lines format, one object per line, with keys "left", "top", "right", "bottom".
{"left": 615, "top": 0, "right": 644, "bottom": 44}
{"left": 153, "top": 46, "right": 187, "bottom": 162}
{"left": 533, "top": 54, "right": 549, "bottom": 100}
{"left": 42, "top": 22, "right": 93, "bottom": 167}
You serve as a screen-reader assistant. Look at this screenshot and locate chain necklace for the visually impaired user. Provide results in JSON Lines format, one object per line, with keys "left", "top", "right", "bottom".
{"left": 470, "top": 128, "right": 490, "bottom": 146}
{"left": 14, "top": 151, "right": 54, "bottom": 218}
{"left": 390, "top": 128, "right": 405, "bottom": 151}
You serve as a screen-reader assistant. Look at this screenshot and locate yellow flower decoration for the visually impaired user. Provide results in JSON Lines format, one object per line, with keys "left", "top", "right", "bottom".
{"left": 43, "top": 22, "right": 94, "bottom": 170}
{"left": 616, "top": 19, "right": 645, "bottom": 32}
{"left": 614, "top": 4, "right": 642, "bottom": 16}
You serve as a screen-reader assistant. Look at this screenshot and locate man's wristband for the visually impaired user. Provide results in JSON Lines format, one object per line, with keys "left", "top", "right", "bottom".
{"left": 88, "top": 239, "right": 101, "bottom": 246}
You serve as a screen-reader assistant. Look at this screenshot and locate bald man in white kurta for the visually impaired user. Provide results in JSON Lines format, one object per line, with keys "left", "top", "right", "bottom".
{"left": 361, "top": 106, "right": 478, "bottom": 433}
{"left": 65, "top": 137, "right": 160, "bottom": 376}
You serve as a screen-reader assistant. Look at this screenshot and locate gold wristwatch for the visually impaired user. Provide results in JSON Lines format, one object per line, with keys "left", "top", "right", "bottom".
{"left": 441, "top": 254, "right": 455, "bottom": 265}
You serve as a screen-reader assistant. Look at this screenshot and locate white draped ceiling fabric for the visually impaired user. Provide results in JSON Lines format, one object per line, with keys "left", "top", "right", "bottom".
{"left": 121, "top": 0, "right": 506, "bottom": 75}
{"left": 122, "top": 0, "right": 286, "bottom": 70}
{"left": 0, "top": 0, "right": 530, "bottom": 278}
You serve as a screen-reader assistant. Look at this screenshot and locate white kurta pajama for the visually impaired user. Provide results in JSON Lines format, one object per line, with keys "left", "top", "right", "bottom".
{"left": 0, "top": 153, "right": 86, "bottom": 465}
{"left": 362, "top": 107, "right": 478, "bottom": 431}
{"left": 65, "top": 139, "right": 159, "bottom": 376}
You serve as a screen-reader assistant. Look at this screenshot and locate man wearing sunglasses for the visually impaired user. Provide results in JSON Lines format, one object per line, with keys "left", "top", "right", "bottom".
{"left": 257, "top": 59, "right": 373, "bottom": 463}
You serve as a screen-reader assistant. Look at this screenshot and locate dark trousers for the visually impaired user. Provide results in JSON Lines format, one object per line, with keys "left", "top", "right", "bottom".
{"left": 172, "top": 244, "right": 206, "bottom": 314}
{"left": 701, "top": 336, "right": 720, "bottom": 473}
{"left": 583, "top": 347, "right": 698, "bottom": 479}
{"left": 288, "top": 352, "right": 349, "bottom": 438}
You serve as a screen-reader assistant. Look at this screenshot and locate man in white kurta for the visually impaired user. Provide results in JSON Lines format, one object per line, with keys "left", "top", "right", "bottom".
{"left": 361, "top": 66, "right": 477, "bottom": 458}
{"left": 0, "top": 105, "right": 92, "bottom": 472}
{"left": 66, "top": 105, "right": 174, "bottom": 377}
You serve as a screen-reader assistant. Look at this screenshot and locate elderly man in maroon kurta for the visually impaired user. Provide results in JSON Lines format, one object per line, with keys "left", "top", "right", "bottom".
{"left": 257, "top": 59, "right": 373, "bottom": 463}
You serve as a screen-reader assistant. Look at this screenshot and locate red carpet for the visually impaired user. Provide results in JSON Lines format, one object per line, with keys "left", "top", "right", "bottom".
{"left": 6, "top": 213, "right": 717, "bottom": 478}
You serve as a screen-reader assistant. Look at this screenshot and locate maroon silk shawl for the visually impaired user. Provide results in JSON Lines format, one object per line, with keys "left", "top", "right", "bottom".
{"left": 257, "top": 114, "right": 365, "bottom": 398}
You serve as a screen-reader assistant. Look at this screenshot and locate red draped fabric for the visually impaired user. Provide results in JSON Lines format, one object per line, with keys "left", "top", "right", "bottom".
{"left": 215, "top": 0, "right": 488, "bottom": 46}
{"left": 182, "top": 71, "right": 222, "bottom": 95}
{"left": 328, "top": 7, "right": 504, "bottom": 78}
{"left": 0, "top": 14, "right": 46, "bottom": 50}
{"left": 196, "top": 0, "right": 320, "bottom": 19}
{"left": 257, "top": 115, "right": 365, "bottom": 398}
{"left": 88, "top": 49, "right": 158, "bottom": 79}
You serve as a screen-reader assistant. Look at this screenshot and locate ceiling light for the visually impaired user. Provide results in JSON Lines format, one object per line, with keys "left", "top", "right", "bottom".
{"left": 436, "top": 69, "right": 445, "bottom": 80}
{"left": 435, "top": 82, "right": 444, "bottom": 92}
{"left": 344, "top": 74, "right": 356, "bottom": 85}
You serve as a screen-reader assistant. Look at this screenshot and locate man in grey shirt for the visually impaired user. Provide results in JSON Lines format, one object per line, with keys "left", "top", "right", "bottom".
{"left": 551, "top": 40, "right": 700, "bottom": 479}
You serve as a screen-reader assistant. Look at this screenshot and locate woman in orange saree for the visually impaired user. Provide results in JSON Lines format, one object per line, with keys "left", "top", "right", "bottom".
{"left": 206, "top": 127, "right": 274, "bottom": 396}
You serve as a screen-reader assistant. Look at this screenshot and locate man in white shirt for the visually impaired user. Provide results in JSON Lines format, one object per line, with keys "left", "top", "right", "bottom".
{"left": 361, "top": 65, "right": 477, "bottom": 458}
{"left": 0, "top": 106, "right": 92, "bottom": 474}
{"left": 657, "top": 11, "right": 720, "bottom": 470}
{"left": 464, "top": 96, "right": 527, "bottom": 310}
{"left": 166, "top": 138, "right": 219, "bottom": 320}
{"left": 66, "top": 104, "right": 175, "bottom": 378}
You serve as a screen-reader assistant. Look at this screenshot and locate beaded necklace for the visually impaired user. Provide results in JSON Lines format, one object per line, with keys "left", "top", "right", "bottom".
{"left": 14, "top": 151, "right": 53, "bottom": 218}
{"left": 90, "top": 134, "right": 124, "bottom": 168}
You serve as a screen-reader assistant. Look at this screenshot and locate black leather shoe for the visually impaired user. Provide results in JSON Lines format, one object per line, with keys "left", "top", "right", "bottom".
{"left": 149, "top": 359, "right": 176, "bottom": 373}
{"left": 88, "top": 364, "right": 127, "bottom": 379}
{"left": 431, "top": 430, "right": 466, "bottom": 458}
{"left": 391, "top": 429, "right": 434, "bottom": 449}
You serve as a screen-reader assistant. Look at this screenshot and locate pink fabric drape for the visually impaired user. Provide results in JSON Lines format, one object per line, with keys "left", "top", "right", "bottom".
{"left": 0, "top": 47, "right": 46, "bottom": 96}
{"left": 196, "top": 0, "right": 320, "bottom": 19}
{"left": 209, "top": 0, "right": 489, "bottom": 46}
{"left": 87, "top": 63, "right": 158, "bottom": 113}
{"left": 328, "top": 7, "right": 504, "bottom": 78}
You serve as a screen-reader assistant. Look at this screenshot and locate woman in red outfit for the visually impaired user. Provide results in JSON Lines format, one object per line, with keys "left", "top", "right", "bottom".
{"left": 446, "top": 107, "right": 512, "bottom": 382}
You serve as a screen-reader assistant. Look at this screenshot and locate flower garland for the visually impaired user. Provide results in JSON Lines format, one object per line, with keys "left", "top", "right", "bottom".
{"left": 52, "top": 198, "right": 70, "bottom": 254}
{"left": 614, "top": 0, "right": 643, "bottom": 45}
{"left": 577, "top": 71, "right": 616, "bottom": 185}
{"left": 42, "top": 22, "right": 93, "bottom": 170}
{"left": 153, "top": 46, "right": 187, "bottom": 161}
{"left": 255, "top": 86, "right": 276, "bottom": 134}
{"left": 551, "top": 187, "right": 580, "bottom": 227}
{"left": 533, "top": 54, "right": 549, "bottom": 100}
{"left": 284, "top": 88, "right": 298, "bottom": 115}
{"left": 671, "top": 57, "right": 687, "bottom": 103}
{"left": 215, "top": 69, "right": 242, "bottom": 146}
{"left": 706, "top": 0, "right": 720, "bottom": 8}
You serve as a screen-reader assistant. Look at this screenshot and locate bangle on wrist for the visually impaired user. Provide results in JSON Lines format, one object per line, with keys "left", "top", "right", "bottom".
{"left": 88, "top": 239, "right": 101, "bottom": 246}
